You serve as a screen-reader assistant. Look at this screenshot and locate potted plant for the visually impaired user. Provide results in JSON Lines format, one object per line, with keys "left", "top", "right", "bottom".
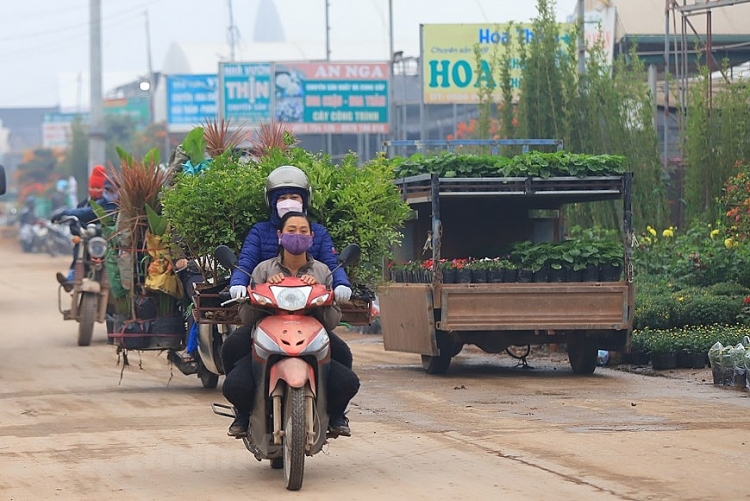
{"left": 675, "top": 332, "right": 706, "bottom": 369}
{"left": 646, "top": 330, "right": 678, "bottom": 370}
{"left": 597, "top": 241, "right": 624, "bottom": 281}
{"left": 466, "top": 258, "right": 492, "bottom": 283}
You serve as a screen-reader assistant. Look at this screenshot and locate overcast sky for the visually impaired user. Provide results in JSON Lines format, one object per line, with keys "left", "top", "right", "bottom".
{"left": 0, "top": 0, "right": 573, "bottom": 110}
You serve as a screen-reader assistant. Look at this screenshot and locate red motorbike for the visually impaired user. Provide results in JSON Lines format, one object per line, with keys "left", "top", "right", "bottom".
{"left": 212, "top": 243, "right": 360, "bottom": 491}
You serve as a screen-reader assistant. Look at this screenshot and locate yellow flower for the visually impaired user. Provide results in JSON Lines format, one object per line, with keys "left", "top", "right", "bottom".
{"left": 725, "top": 237, "right": 738, "bottom": 249}
{"left": 647, "top": 225, "right": 657, "bottom": 237}
{"left": 662, "top": 228, "right": 674, "bottom": 238}
{"left": 643, "top": 236, "right": 652, "bottom": 245}
{"left": 710, "top": 229, "right": 720, "bottom": 239}
{"left": 677, "top": 296, "right": 684, "bottom": 302}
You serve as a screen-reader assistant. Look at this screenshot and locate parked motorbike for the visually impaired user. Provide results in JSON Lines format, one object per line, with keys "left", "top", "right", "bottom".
{"left": 166, "top": 320, "right": 231, "bottom": 390}
{"left": 55, "top": 215, "right": 110, "bottom": 346}
{"left": 211, "top": 243, "right": 361, "bottom": 491}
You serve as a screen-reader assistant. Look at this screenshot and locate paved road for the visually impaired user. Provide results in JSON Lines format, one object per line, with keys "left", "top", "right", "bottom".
{"left": 2, "top": 239, "right": 750, "bottom": 500}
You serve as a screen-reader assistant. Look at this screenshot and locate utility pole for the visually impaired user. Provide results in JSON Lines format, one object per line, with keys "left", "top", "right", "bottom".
{"left": 144, "top": 10, "right": 155, "bottom": 125}
{"left": 227, "top": 0, "right": 238, "bottom": 62}
{"left": 89, "top": 0, "right": 106, "bottom": 175}
{"left": 325, "top": 0, "right": 331, "bottom": 61}
{"left": 388, "top": 0, "right": 394, "bottom": 140}
{"left": 325, "top": 0, "right": 332, "bottom": 155}
{"left": 577, "top": 0, "right": 585, "bottom": 75}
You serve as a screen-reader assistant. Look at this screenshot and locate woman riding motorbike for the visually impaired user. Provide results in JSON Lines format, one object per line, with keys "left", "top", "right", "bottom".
{"left": 222, "top": 212, "right": 360, "bottom": 438}
{"left": 221, "top": 165, "right": 354, "bottom": 372}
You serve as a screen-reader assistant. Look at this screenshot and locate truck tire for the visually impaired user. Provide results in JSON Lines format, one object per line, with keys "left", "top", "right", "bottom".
{"left": 421, "top": 354, "right": 451, "bottom": 374}
{"left": 568, "top": 342, "right": 598, "bottom": 374}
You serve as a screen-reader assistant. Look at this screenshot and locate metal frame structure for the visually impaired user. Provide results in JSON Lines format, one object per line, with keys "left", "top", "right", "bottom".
{"left": 664, "top": 0, "right": 750, "bottom": 167}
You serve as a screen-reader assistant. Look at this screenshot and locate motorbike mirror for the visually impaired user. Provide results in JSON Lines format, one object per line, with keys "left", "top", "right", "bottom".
{"left": 214, "top": 245, "right": 238, "bottom": 270}
{"left": 0, "top": 165, "right": 6, "bottom": 196}
{"left": 337, "top": 244, "right": 361, "bottom": 267}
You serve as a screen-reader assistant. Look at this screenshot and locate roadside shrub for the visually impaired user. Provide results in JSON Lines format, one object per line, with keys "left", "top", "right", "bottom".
{"left": 674, "top": 295, "right": 743, "bottom": 327}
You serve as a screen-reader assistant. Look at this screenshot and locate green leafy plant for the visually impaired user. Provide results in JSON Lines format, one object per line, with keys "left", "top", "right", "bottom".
{"left": 181, "top": 126, "right": 207, "bottom": 166}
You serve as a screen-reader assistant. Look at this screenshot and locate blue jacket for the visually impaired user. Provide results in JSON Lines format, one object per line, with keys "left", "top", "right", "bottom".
{"left": 230, "top": 220, "right": 351, "bottom": 289}
{"left": 62, "top": 198, "right": 117, "bottom": 225}
{"left": 230, "top": 189, "right": 350, "bottom": 288}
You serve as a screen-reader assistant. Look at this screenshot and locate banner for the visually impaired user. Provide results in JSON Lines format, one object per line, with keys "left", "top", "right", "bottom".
{"left": 166, "top": 75, "right": 218, "bottom": 131}
{"left": 273, "top": 62, "right": 389, "bottom": 134}
{"left": 219, "top": 62, "right": 272, "bottom": 123}
{"left": 421, "top": 23, "right": 572, "bottom": 105}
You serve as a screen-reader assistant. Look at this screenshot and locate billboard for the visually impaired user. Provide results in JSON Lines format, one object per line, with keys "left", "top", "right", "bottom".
{"left": 166, "top": 74, "right": 218, "bottom": 131}
{"left": 42, "top": 113, "right": 88, "bottom": 149}
{"left": 273, "top": 62, "right": 389, "bottom": 134}
{"left": 219, "top": 62, "right": 272, "bottom": 123}
{"left": 421, "top": 23, "right": 572, "bottom": 105}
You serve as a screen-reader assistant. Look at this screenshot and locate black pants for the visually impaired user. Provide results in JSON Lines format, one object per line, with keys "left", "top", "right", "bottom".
{"left": 221, "top": 324, "right": 353, "bottom": 372}
{"left": 222, "top": 354, "right": 359, "bottom": 418}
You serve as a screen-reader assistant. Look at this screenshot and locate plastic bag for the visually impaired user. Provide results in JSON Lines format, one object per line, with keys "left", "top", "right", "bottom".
{"left": 143, "top": 232, "right": 184, "bottom": 299}
{"left": 720, "top": 345, "right": 735, "bottom": 386}
{"left": 730, "top": 343, "right": 747, "bottom": 388}
{"left": 708, "top": 341, "right": 723, "bottom": 385}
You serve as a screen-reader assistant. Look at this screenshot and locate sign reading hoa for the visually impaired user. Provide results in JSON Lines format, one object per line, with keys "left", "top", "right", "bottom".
{"left": 421, "top": 23, "right": 572, "bottom": 105}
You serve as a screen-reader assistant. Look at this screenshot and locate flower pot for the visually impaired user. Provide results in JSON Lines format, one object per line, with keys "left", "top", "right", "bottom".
{"left": 599, "top": 263, "right": 623, "bottom": 282}
{"left": 503, "top": 268, "right": 518, "bottom": 283}
{"left": 650, "top": 351, "right": 677, "bottom": 370}
{"left": 532, "top": 266, "right": 549, "bottom": 283}
{"left": 548, "top": 267, "right": 566, "bottom": 283}
{"left": 711, "top": 364, "right": 723, "bottom": 385}
{"left": 488, "top": 269, "right": 505, "bottom": 283}
{"left": 390, "top": 270, "right": 403, "bottom": 283}
{"left": 442, "top": 268, "right": 456, "bottom": 284}
{"left": 455, "top": 269, "right": 472, "bottom": 283}
{"left": 517, "top": 269, "right": 533, "bottom": 283}
{"left": 471, "top": 269, "right": 488, "bottom": 283}
{"left": 566, "top": 268, "right": 583, "bottom": 283}
{"left": 628, "top": 350, "right": 650, "bottom": 366}
{"left": 676, "top": 351, "right": 705, "bottom": 369}
{"left": 582, "top": 264, "right": 599, "bottom": 282}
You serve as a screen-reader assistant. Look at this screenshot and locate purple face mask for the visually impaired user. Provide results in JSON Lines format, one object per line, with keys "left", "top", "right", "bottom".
{"left": 279, "top": 233, "right": 313, "bottom": 255}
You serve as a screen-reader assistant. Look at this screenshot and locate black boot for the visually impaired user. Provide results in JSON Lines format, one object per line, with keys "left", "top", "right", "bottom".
{"left": 329, "top": 414, "right": 351, "bottom": 437}
{"left": 227, "top": 412, "right": 250, "bottom": 438}
{"left": 56, "top": 272, "right": 73, "bottom": 293}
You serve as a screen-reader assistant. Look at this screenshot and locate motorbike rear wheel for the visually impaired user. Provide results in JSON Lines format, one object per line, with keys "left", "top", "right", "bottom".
{"left": 198, "top": 361, "right": 219, "bottom": 389}
{"left": 283, "top": 386, "right": 306, "bottom": 491}
{"left": 77, "top": 293, "right": 97, "bottom": 346}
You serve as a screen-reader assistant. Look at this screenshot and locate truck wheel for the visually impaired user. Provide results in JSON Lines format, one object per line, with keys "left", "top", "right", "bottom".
{"left": 568, "top": 342, "right": 598, "bottom": 374}
{"left": 421, "top": 354, "right": 451, "bottom": 374}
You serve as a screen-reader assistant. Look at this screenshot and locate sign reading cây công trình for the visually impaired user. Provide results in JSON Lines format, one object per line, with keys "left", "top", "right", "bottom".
{"left": 421, "top": 23, "right": 573, "bottom": 105}
{"left": 273, "top": 62, "right": 389, "bottom": 134}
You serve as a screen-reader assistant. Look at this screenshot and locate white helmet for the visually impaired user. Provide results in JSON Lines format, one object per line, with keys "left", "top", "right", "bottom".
{"left": 264, "top": 165, "right": 312, "bottom": 207}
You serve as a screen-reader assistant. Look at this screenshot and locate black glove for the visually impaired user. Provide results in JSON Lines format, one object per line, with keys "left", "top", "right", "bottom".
{"left": 50, "top": 208, "right": 68, "bottom": 224}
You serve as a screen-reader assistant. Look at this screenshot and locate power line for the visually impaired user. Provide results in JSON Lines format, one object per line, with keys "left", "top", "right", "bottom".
{"left": 0, "top": 0, "right": 167, "bottom": 42}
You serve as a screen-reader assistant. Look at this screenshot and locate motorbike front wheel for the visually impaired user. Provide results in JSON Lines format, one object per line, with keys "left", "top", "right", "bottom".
{"left": 283, "top": 386, "right": 306, "bottom": 491}
{"left": 77, "top": 293, "right": 97, "bottom": 346}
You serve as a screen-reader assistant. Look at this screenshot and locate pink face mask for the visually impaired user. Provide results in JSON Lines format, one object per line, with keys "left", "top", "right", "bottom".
{"left": 276, "top": 199, "right": 303, "bottom": 217}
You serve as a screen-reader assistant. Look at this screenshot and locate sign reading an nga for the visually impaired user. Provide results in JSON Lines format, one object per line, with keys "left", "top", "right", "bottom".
{"left": 166, "top": 74, "right": 218, "bottom": 131}
{"left": 273, "top": 62, "right": 389, "bottom": 134}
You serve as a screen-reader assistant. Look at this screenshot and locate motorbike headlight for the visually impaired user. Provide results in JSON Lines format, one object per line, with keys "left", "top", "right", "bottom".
{"left": 86, "top": 224, "right": 98, "bottom": 237}
{"left": 87, "top": 236, "right": 108, "bottom": 259}
{"left": 270, "top": 285, "right": 311, "bottom": 311}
